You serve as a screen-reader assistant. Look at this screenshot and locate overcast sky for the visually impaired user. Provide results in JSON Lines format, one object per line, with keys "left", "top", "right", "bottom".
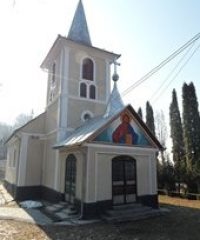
{"left": 0, "top": 0, "right": 200, "bottom": 135}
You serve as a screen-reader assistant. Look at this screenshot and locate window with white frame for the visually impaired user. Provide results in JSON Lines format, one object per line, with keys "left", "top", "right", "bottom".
{"left": 80, "top": 58, "right": 96, "bottom": 100}
{"left": 49, "top": 62, "right": 56, "bottom": 102}
{"left": 82, "top": 58, "right": 94, "bottom": 81}
{"left": 81, "top": 111, "right": 93, "bottom": 122}
{"left": 51, "top": 62, "right": 56, "bottom": 86}
{"left": 80, "top": 82, "right": 87, "bottom": 98}
{"left": 89, "top": 85, "right": 96, "bottom": 99}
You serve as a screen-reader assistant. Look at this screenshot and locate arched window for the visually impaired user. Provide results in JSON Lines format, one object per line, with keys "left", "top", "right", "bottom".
{"left": 89, "top": 85, "right": 96, "bottom": 99}
{"left": 65, "top": 154, "right": 76, "bottom": 203}
{"left": 82, "top": 58, "right": 94, "bottom": 80}
{"left": 80, "top": 82, "right": 87, "bottom": 98}
{"left": 52, "top": 62, "right": 56, "bottom": 85}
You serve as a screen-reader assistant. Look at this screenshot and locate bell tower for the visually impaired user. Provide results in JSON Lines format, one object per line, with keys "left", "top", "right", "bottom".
{"left": 41, "top": 0, "right": 120, "bottom": 141}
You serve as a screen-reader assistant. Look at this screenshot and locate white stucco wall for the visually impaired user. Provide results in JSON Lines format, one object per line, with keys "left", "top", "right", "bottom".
{"left": 5, "top": 138, "right": 20, "bottom": 185}
{"left": 42, "top": 133, "right": 57, "bottom": 189}
{"left": 84, "top": 144, "right": 158, "bottom": 203}
{"left": 25, "top": 137, "right": 44, "bottom": 186}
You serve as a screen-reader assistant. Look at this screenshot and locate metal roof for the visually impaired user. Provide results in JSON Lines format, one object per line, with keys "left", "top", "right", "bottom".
{"left": 54, "top": 81, "right": 125, "bottom": 149}
{"left": 53, "top": 114, "right": 117, "bottom": 149}
{"left": 53, "top": 79, "right": 163, "bottom": 150}
{"left": 67, "top": 0, "right": 92, "bottom": 46}
{"left": 104, "top": 82, "right": 124, "bottom": 118}
{"left": 54, "top": 104, "right": 164, "bottom": 150}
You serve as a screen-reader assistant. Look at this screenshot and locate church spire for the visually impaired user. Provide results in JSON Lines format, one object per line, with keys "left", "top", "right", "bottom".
{"left": 104, "top": 61, "right": 124, "bottom": 118}
{"left": 67, "top": 0, "right": 92, "bottom": 46}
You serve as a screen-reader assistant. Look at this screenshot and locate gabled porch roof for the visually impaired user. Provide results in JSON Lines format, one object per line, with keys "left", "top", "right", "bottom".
{"left": 54, "top": 105, "right": 163, "bottom": 151}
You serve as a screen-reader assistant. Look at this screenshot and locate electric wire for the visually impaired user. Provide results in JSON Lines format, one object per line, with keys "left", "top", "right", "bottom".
{"left": 108, "top": 33, "right": 200, "bottom": 116}
{"left": 151, "top": 42, "right": 200, "bottom": 104}
{"left": 43, "top": 32, "right": 200, "bottom": 103}
{"left": 42, "top": 33, "right": 200, "bottom": 128}
{"left": 149, "top": 40, "right": 196, "bottom": 103}
{"left": 121, "top": 32, "right": 200, "bottom": 98}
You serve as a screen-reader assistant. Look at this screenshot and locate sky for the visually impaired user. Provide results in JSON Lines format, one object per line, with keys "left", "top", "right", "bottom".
{"left": 0, "top": 0, "right": 200, "bottom": 150}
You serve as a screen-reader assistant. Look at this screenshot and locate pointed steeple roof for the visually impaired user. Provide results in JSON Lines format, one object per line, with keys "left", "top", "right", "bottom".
{"left": 67, "top": 0, "right": 92, "bottom": 46}
{"left": 104, "top": 62, "right": 124, "bottom": 117}
{"left": 104, "top": 81, "right": 124, "bottom": 118}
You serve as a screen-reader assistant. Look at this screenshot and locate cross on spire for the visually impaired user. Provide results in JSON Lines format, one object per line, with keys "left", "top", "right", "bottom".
{"left": 112, "top": 59, "right": 120, "bottom": 82}
{"left": 113, "top": 59, "right": 120, "bottom": 74}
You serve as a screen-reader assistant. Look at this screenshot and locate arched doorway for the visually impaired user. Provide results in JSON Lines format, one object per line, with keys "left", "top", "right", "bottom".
{"left": 112, "top": 156, "right": 137, "bottom": 205}
{"left": 65, "top": 154, "right": 76, "bottom": 204}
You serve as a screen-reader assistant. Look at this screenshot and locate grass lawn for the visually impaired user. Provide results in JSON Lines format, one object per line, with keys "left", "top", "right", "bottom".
{"left": 159, "top": 194, "right": 200, "bottom": 209}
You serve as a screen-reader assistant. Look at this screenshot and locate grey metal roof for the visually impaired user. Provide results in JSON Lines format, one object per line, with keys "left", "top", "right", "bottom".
{"left": 53, "top": 114, "right": 118, "bottom": 149}
{"left": 104, "top": 82, "right": 124, "bottom": 118}
{"left": 67, "top": 0, "right": 92, "bottom": 46}
{"left": 54, "top": 81, "right": 125, "bottom": 149}
{"left": 53, "top": 80, "right": 163, "bottom": 150}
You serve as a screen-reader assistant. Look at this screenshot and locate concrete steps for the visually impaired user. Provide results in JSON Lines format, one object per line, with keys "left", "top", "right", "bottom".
{"left": 101, "top": 203, "right": 162, "bottom": 223}
{"left": 42, "top": 201, "right": 79, "bottom": 222}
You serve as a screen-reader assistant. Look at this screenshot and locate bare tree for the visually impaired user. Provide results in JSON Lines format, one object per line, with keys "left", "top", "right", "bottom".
{"left": 0, "top": 123, "right": 13, "bottom": 160}
{"left": 155, "top": 110, "right": 168, "bottom": 162}
{"left": 13, "top": 111, "right": 34, "bottom": 130}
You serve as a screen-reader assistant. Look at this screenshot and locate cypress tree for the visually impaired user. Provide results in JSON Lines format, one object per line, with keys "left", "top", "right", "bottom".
{"left": 146, "top": 101, "right": 155, "bottom": 136}
{"left": 182, "top": 82, "right": 200, "bottom": 192}
{"left": 137, "top": 107, "right": 143, "bottom": 120}
{"left": 183, "top": 83, "right": 193, "bottom": 172}
{"left": 169, "top": 89, "right": 185, "bottom": 182}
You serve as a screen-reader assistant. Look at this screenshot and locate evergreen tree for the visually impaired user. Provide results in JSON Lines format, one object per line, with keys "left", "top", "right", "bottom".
{"left": 146, "top": 101, "right": 155, "bottom": 136}
{"left": 182, "top": 82, "right": 200, "bottom": 192}
{"left": 137, "top": 107, "right": 143, "bottom": 120}
{"left": 157, "top": 154, "right": 175, "bottom": 191}
{"left": 169, "top": 89, "right": 185, "bottom": 181}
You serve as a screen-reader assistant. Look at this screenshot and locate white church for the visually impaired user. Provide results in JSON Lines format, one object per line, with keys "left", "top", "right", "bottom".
{"left": 5, "top": 0, "right": 163, "bottom": 219}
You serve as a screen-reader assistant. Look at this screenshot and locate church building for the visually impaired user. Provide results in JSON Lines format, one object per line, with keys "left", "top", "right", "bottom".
{"left": 5, "top": 0, "right": 163, "bottom": 219}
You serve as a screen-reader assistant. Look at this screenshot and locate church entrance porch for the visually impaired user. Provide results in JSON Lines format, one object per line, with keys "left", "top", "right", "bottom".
{"left": 112, "top": 156, "right": 137, "bottom": 205}
{"left": 65, "top": 154, "right": 76, "bottom": 204}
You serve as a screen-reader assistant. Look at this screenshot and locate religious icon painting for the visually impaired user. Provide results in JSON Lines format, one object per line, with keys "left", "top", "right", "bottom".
{"left": 93, "top": 111, "right": 152, "bottom": 147}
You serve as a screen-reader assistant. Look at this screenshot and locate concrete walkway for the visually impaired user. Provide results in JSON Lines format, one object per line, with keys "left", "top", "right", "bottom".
{"left": 0, "top": 184, "right": 13, "bottom": 205}
{"left": 0, "top": 184, "right": 53, "bottom": 225}
{"left": 0, "top": 184, "right": 167, "bottom": 225}
{"left": 0, "top": 207, "right": 53, "bottom": 225}
{"left": 0, "top": 184, "right": 98, "bottom": 225}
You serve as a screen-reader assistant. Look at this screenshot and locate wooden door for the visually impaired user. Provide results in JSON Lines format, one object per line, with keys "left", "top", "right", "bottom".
{"left": 112, "top": 156, "right": 136, "bottom": 205}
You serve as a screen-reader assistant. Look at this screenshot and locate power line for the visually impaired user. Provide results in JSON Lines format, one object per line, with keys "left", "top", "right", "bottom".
{"left": 121, "top": 32, "right": 200, "bottom": 98}
{"left": 149, "top": 41, "right": 197, "bottom": 103}
{"left": 43, "top": 32, "right": 200, "bottom": 102}
{"left": 41, "top": 32, "right": 200, "bottom": 123}
{"left": 151, "top": 42, "right": 200, "bottom": 104}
